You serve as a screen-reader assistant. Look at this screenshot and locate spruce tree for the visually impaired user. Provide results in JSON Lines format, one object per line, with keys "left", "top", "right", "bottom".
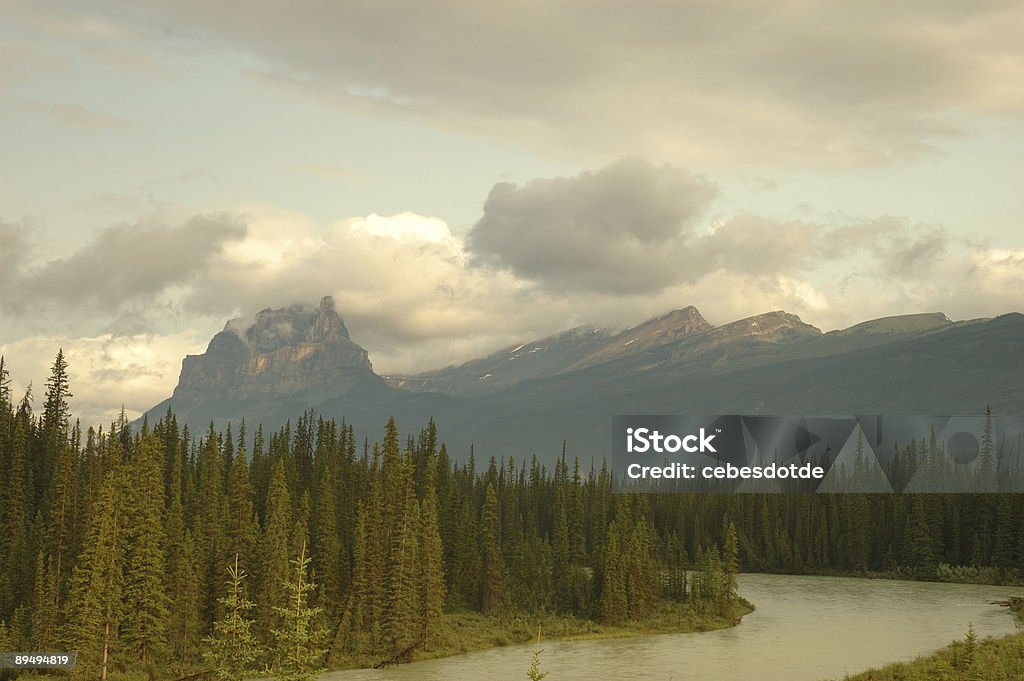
{"left": 273, "top": 542, "right": 327, "bottom": 681}
{"left": 226, "top": 448, "right": 258, "bottom": 578}
{"left": 0, "top": 404, "right": 29, "bottom": 618}
{"left": 122, "top": 432, "right": 170, "bottom": 665}
{"left": 480, "top": 483, "right": 503, "bottom": 613}
{"left": 204, "top": 555, "right": 262, "bottom": 681}
{"left": 259, "top": 458, "right": 292, "bottom": 645}
{"left": 383, "top": 455, "right": 420, "bottom": 655}
{"left": 721, "top": 521, "right": 739, "bottom": 615}
{"left": 65, "top": 469, "right": 126, "bottom": 681}
{"left": 600, "top": 524, "right": 627, "bottom": 625}
{"left": 418, "top": 453, "right": 446, "bottom": 648}
{"left": 197, "top": 425, "right": 228, "bottom": 625}
{"left": 313, "top": 462, "right": 343, "bottom": 622}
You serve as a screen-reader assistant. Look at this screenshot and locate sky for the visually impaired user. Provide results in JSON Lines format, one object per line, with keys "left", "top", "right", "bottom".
{"left": 1, "top": 0, "right": 1023, "bottom": 426}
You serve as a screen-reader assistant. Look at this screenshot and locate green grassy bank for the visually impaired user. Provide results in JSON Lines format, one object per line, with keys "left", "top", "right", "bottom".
{"left": 833, "top": 629, "right": 1024, "bottom": 681}
{"left": 336, "top": 598, "right": 754, "bottom": 670}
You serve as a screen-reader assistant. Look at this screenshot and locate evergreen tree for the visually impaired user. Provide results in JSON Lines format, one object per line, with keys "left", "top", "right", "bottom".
{"left": 259, "top": 458, "right": 292, "bottom": 645}
{"left": 122, "top": 432, "right": 170, "bottom": 665}
{"left": 273, "top": 542, "right": 327, "bottom": 681}
{"left": 226, "top": 447, "right": 258, "bottom": 579}
{"left": 64, "top": 470, "right": 126, "bottom": 681}
{"left": 599, "top": 524, "right": 627, "bottom": 625}
{"left": 721, "top": 520, "right": 740, "bottom": 615}
{"left": 909, "top": 497, "right": 936, "bottom": 578}
{"left": 204, "top": 555, "right": 262, "bottom": 681}
{"left": 312, "top": 461, "right": 343, "bottom": 622}
{"left": 30, "top": 550, "right": 58, "bottom": 648}
{"left": 418, "top": 452, "right": 446, "bottom": 648}
{"left": 479, "top": 483, "right": 503, "bottom": 613}
{"left": 383, "top": 454, "right": 420, "bottom": 654}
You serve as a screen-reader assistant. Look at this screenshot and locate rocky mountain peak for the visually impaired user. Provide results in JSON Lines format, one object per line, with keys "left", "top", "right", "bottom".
{"left": 627, "top": 305, "right": 712, "bottom": 339}
{"left": 172, "top": 296, "right": 375, "bottom": 403}
{"left": 237, "top": 295, "right": 350, "bottom": 354}
{"left": 714, "top": 310, "right": 822, "bottom": 341}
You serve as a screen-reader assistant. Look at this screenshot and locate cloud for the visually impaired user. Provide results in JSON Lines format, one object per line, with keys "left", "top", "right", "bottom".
{"left": 697, "top": 213, "right": 820, "bottom": 277}
{"left": 31, "top": 0, "right": 1024, "bottom": 166}
{"left": 0, "top": 330, "right": 209, "bottom": 428}
{"left": 6, "top": 214, "right": 246, "bottom": 313}
{"left": 467, "top": 159, "right": 718, "bottom": 293}
{"left": 1, "top": 160, "right": 1021, "bottom": 423}
{"left": 47, "top": 102, "right": 128, "bottom": 130}
{"left": 0, "top": 220, "right": 31, "bottom": 284}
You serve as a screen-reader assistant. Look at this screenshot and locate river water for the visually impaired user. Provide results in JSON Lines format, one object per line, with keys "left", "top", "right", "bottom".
{"left": 320, "top": 574, "right": 1021, "bottom": 681}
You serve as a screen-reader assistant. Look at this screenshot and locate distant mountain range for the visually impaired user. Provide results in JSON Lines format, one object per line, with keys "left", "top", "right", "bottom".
{"left": 142, "top": 296, "right": 1024, "bottom": 464}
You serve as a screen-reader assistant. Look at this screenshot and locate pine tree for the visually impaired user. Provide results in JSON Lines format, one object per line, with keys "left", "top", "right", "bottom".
{"left": 204, "top": 555, "right": 262, "bottom": 681}
{"left": 122, "top": 432, "right": 170, "bottom": 665}
{"left": 331, "top": 501, "right": 370, "bottom": 660}
{"left": 0, "top": 396, "right": 30, "bottom": 617}
{"left": 600, "top": 524, "right": 627, "bottom": 625}
{"left": 0, "top": 617, "right": 9, "bottom": 653}
{"left": 479, "top": 483, "right": 503, "bottom": 613}
{"left": 259, "top": 458, "right": 292, "bottom": 645}
{"left": 721, "top": 521, "right": 740, "bottom": 616}
{"left": 418, "top": 453, "right": 446, "bottom": 648}
{"left": 312, "top": 462, "right": 343, "bottom": 622}
{"left": 980, "top": 404, "right": 994, "bottom": 491}
{"left": 197, "top": 425, "right": 227, "bottom": 625}
{"left": 383, "top": 454, "right": 420, "bottom": 655}
{"left": 30, "top": 550, "right": 58, "bottom": 648}
{"left": 65, "top": 469, "right": 126, "bottom": 681}
{"left": 40, "top": 350, "right": 77, "bottom": 630}
{"left": 225, "top": 447, "right": 258, "bottom": 579}
{"left": 273, "top": 542, "right": 327, "bottom": 681}
{"left": 909, "top": 496, "right": 936, "bottom": 578}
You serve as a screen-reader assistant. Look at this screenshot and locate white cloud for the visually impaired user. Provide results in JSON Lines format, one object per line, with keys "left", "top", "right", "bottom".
{"left": 1, "top": 163, "right": 1021, "bottom": 424}
{"left": 1, "top": 330, "right": 208, "bottom": 427}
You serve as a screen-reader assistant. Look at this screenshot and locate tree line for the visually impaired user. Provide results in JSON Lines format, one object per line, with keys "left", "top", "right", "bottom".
{"left": 0, "top": 353, "right": 742, "bottom": 678}
{"left": 1, "top": 352, "right": 1019, "bottom": 677}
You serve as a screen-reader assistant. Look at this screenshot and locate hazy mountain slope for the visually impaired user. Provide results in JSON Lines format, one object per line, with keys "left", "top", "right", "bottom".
{"left": 426, "top": 312, "right": 1024, "bottom": 461}
{"left": 141, "top": 299, "right": 1022, "bottom": 465}
{"left": 383, "top": 325, "right": 612, "bottom": 396}
{"left": 384, "top": 306, "right": 714, "bottom": 395}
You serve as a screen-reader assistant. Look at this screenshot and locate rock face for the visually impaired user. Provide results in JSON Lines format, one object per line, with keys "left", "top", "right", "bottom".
{"left": 173, "top": 296, "right": 376, "bottom": 403}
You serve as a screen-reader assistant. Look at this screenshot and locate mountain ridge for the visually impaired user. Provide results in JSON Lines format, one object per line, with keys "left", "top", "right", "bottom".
{"left": 140, "top": 299, "right": 1023, "bottom": 463}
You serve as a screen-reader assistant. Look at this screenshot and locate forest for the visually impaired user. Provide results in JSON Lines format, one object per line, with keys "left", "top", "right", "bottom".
{"left": 1, "top": 352, "right": 1022, "bottom": 680}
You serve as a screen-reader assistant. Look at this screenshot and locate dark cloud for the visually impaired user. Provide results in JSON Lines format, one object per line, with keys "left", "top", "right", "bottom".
{"left": 467, "top": 159, "right": 717, "bottom": 293}
{"left": 10, "top": 213, "right": 246, "bottom": 311}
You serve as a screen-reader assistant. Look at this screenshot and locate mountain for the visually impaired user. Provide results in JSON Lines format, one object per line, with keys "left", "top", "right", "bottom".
{"left": 141, "top": 299, "right": 1024, "bottom": 464}
{"left": 384, "top": 305, "right": 716, "bottom": 395}
{"left": 384, "top": 325, "right": 613, "bottom": 396}
{"left": 146, "top": 296, "right": 396, "bottom": 428}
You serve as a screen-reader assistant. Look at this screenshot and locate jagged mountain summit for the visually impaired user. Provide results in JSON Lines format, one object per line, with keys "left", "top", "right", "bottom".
{"left": 149, "top": 296, "right": 389, "bottom": 428}
{"left": 174, "top": 296, "right": 374, "bottom": 399}
{"left": 142, "top": 297, "right": 1023, "bottom": 462}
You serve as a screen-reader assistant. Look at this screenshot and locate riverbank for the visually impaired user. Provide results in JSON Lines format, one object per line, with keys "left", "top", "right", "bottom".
{"left": 748, "top": 563, "right": 1024, "bottom": 587}
{"left": 834, "top": 630, "right": 1024, "bottom": 680}
{"left": 332, "top": 598, "right": 755, "bottom": 670}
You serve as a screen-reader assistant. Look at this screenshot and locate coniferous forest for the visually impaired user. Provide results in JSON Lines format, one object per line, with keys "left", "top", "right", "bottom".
{"left": 1, "top": 352, "right": 1022, "bottom": 679}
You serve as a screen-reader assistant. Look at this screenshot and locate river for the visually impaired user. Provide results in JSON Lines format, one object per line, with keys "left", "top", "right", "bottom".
{"left": 320, "top": 574, "right": 1021, "bottom": 681}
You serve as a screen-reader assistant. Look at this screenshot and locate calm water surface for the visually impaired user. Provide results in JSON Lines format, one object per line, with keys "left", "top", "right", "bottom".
{"left": 320, "top": 574, "right": 1021, "bottom": 681}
